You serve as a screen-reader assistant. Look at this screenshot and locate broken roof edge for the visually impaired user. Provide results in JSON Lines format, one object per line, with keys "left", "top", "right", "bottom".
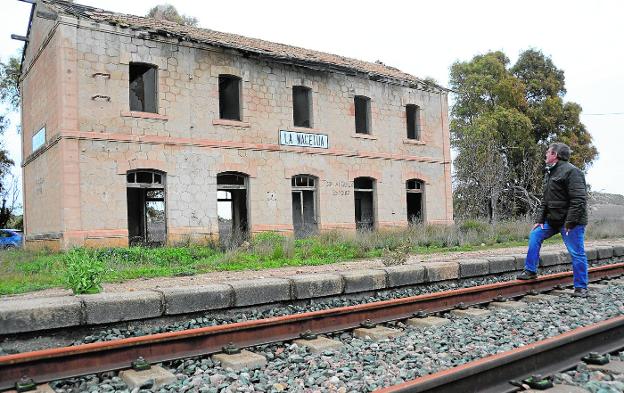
{"left": 39, "top": 0, "right": 450, "bottom": 94}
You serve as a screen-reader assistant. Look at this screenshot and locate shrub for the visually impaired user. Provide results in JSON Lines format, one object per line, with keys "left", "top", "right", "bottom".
{"left": 381, "top": 244, "right": 411, "bottom": 266}
{"left": 459, "top": 219, "right": 488, "bottom": 233}
{"left": 63, "top": 248, "right": 106, "bottom": 294}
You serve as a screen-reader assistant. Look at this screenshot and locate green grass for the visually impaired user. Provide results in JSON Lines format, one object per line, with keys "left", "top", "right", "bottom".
{"left": 1, "top": 218, "right": 622, "bottom": 296}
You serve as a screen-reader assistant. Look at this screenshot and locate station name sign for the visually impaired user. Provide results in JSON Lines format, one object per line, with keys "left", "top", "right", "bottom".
{"left": 279, "top": 130, "right": 328, "bottom": 149}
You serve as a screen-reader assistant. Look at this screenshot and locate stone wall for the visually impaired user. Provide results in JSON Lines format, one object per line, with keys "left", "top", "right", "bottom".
{"left": 21, "top": 12, "right": 453, "bottom": 248}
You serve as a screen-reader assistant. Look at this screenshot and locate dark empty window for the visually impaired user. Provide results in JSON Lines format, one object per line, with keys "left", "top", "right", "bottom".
{"left": 354, "top": 177, "right": 374, "bottom": 190}
{"left": 219, "top": 75, "right": 241, "bottom": 120}
{"left": 217, "top": 173, "right": 246, "bottom": 186}
{"left": 354, "top": 96, "right": 371, "bottom": 134}
{"left": 129, "top": 63, "right": 157, "bottom": 113}
{"left": 406, "top": 104, "right": 421, "bottom": 140}
{"left": 293, "top": 86, "right": 312, "bottom": 127}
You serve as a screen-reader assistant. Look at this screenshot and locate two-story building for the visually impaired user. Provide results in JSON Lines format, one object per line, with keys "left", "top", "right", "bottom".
{"left": 19, "top": 0, "right": 453, "bottom": 249}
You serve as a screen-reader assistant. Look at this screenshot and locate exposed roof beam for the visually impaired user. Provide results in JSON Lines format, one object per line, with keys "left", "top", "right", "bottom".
{"left": 17, "top": 0, "right": 36, "bottom": 4}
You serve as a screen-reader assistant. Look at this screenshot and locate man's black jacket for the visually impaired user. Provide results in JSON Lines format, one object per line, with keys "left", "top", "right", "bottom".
{"left": 536, "top": 160, "right": 588, "bottom": 228}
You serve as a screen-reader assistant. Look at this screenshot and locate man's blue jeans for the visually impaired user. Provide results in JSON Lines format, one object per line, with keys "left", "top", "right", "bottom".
{"left": 524, "top": 222, "right": 588, "bottom": 288}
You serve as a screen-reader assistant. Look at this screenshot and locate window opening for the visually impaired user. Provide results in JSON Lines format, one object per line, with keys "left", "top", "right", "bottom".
{"left": 293, "top": 86, "right": 312, "bottom": 128}
{"left": 217, "top": 172, "right": 248, "bottom": 247}
{"left": 406, "top": 104, "right": 421, "bottom": 140}
{"left": 127, "top": 170, "right": 166, "bottom": 246}
{"left": 291, "top": 175, "right": 318, "bottom": 238}
{"left": 219, "top": 75, "right": 241, "bottom": 121}
{"left": 32, "top": 127, "right": 46, "bottom": 152}
{"left": 354, "top": 177, "right": 375, "bottom": 230}
{"left": 406, "top": 179, "right": 424, "bottom": 224}
{"left": 129, "top": 63, "right": 157, "bottom": 113}
{"left": 354, "top": 95, "right": 371, "bottom": 134}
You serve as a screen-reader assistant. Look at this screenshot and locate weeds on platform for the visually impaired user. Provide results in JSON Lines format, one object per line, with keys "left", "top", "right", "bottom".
{"left": 1, "top": 218, "right": 623, "bottom": 295}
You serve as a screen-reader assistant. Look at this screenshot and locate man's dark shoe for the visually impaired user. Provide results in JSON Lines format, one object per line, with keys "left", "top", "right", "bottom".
{"left": 517, "top": 270, "right": 538, "bottom": 280}
{"left": 572, "top": 288, "right": 588, "bottom": 298}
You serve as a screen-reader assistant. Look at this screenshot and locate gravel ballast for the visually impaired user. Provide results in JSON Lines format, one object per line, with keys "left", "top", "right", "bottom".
{"left": 47, "top": 278, "right": 624, "bottom": 393}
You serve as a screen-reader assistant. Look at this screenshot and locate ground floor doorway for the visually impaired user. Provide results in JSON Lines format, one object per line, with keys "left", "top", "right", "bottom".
{"left": 217, "top": 172, "right": 249, "bottom": 247}
{"left": 354, "top": 177, "right": 375, "bottom": 230}
{"left": 406, "top": 179, "right": 424, "bottom": 224}
{"left": 127, "top": 170, "right": 166, "bottom": 246}
{"left": 291, "top": 175, "right": 318, "bottom": 238}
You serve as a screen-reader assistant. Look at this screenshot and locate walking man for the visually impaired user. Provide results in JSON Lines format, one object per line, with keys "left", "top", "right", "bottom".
{"left": 517, "top": 142, "right": 589, "bottom": 297}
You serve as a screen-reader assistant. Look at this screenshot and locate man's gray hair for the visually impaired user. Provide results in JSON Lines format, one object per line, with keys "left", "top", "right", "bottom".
{"left": 549, "top": 142, "right": 571, "bottom": 161}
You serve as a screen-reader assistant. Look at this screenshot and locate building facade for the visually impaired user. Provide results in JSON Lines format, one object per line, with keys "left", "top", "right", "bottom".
{"left": 20, "top": 0, "right": 453, "bottom": 250}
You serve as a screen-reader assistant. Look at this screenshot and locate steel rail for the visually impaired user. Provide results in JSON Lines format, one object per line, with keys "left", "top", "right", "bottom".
{"left": 376, "top": 315, "right": 624, "bottom": 393}
{"left": 1, "top": 263, "right": 623, "bottom": 390}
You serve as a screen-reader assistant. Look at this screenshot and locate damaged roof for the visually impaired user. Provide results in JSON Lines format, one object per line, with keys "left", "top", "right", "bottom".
{"left": 39, "top": 0, "right": 448, "bottom": 92}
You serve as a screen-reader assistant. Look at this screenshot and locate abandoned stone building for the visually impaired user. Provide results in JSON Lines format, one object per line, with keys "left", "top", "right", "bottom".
{"left": 19, "top": 0, "right": 453, "bottom": 249}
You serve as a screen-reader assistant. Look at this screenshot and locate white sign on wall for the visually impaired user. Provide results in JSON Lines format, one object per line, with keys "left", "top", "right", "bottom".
{"left": 279, "top": 130, "right": 328, "bottom": 149}
{"left": 32, "top": 127, "right": 46, "bottom": 152}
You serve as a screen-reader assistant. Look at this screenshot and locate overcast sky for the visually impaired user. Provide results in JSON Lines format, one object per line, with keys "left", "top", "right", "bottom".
{"left": 1, "top": 0, "right": 623, "bottom": 206}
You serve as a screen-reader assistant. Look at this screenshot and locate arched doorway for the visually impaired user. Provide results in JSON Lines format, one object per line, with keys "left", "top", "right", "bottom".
{"left": 354, "top": 177, "right": 376, "bottom": 230}
{"left": 291, "top": 174, "right": 318, "bottom": 238}
{"left": 126, "top": 170, "right": 166, "bottom": 246}
{"left": 217, "top": 172, "right": 249, "bottom": 245}
{"left": 406, "top": 179, "right": 424, "bottom": 224}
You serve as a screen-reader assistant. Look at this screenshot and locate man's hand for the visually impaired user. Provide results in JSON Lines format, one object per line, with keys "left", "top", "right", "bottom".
{"left": 533, "top": 223, "right": 544, "bottom": 230}
{"left": 564, "top": 222, "right": 575, "bottom": 236}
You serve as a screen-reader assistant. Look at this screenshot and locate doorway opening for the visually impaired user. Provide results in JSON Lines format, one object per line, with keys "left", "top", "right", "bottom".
{"left": 406, "top": 179, "right": 424, "bottom": 224}
{"left": 354, "top": 177, "right": 375, "bottom": 230}
{"left": 126, "top": 170, "right": 166, "bottom": 246}
{"left": 217, "top": 172, "right": 249, "bottom": 246}
{"left": 291, "top": 175, "right": 318, "bottom": 238}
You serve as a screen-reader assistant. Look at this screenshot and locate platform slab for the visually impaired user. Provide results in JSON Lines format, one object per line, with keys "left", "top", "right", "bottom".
{"left": 293, "top": 336, "right": 344, "bottom": 353}
{"left": 487, "top": 256, "right": 517, "bottom": 274}
{"left": 596, "top": 246, "right": 614, "bottom": 259}
{"left": 383, "top": 264, "right": 426, "bottom": 287}
{"left": 353, "top": 326, "right": 403, "bottom": 341}
{"left": 458, "top": 259, "right": 489, "bottom": 278}
{"left": 450, "top": 308, "right": 492, "bottom": 318}
{"left": 0, "top": 296, "right": 82, "bottom": 335}
{"left": 341, "top": 269, "right": 387, "bottom": 293}
{"left": 229, "top": 279, "right": 291, "bottom": 307}
{"left": 289, "top": 274, "right": 343, "bottom": 299}
{"left": 422, "top": 262, "right": 459, "bottom": 282}
{"left": 489, "top": 300, "right": 528, "bottom": 310}
{"left": 79, "top": 291, "right": 162, "bottom": 324}
{"left": 161, "top": 284, "right": 232, "bottom": 315}
{"left": 212, "top": 350, "right": 267, "bottom": 371}
{"left": 406, "top": 316, "right": 451, "bottom": 328}
{"left": 119, "top": 365, "right": 176, "bottom": 390}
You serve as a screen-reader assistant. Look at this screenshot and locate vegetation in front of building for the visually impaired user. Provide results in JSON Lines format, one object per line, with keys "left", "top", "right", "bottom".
{"left": 1, "top": 218, "right": 623, "bottom": 296}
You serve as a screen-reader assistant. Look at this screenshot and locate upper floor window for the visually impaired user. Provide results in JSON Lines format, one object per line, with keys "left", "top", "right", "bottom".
{"left": 129, "top": 63, "right": 157, "bottom": 113}
{"left": 406, "top": 104, "right": 421, "bottom": 140}
{"left": 219, "top": 75, "right": 241, "bottom": 121}
{"left": 293, "top": 86, "right": 312, "bottom": 128}
{"left": 354, "top": 95, "right": 371, "bottom": 134}
{"left": 32, "top": 126, "right": 46, "bottom": 152}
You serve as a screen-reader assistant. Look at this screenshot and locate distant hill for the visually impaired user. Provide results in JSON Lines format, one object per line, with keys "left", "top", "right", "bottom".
{"left": 589, "top": 192, "right": 624, "bottom": 206}
{"left": 588, "top": 192, "right": 624, "bottom": 221}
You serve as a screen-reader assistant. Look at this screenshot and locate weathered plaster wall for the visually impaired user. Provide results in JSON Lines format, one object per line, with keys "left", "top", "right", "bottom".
{"left": 22, "top": 16, "right": 453, "bottom": 248}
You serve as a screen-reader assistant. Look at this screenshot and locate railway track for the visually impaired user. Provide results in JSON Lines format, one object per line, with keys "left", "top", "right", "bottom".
{"left": 1, "top": 262, "right": 623, "bottom": 392}
{"left": 377, "top": 315, "right": 624, "bottom": 392}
